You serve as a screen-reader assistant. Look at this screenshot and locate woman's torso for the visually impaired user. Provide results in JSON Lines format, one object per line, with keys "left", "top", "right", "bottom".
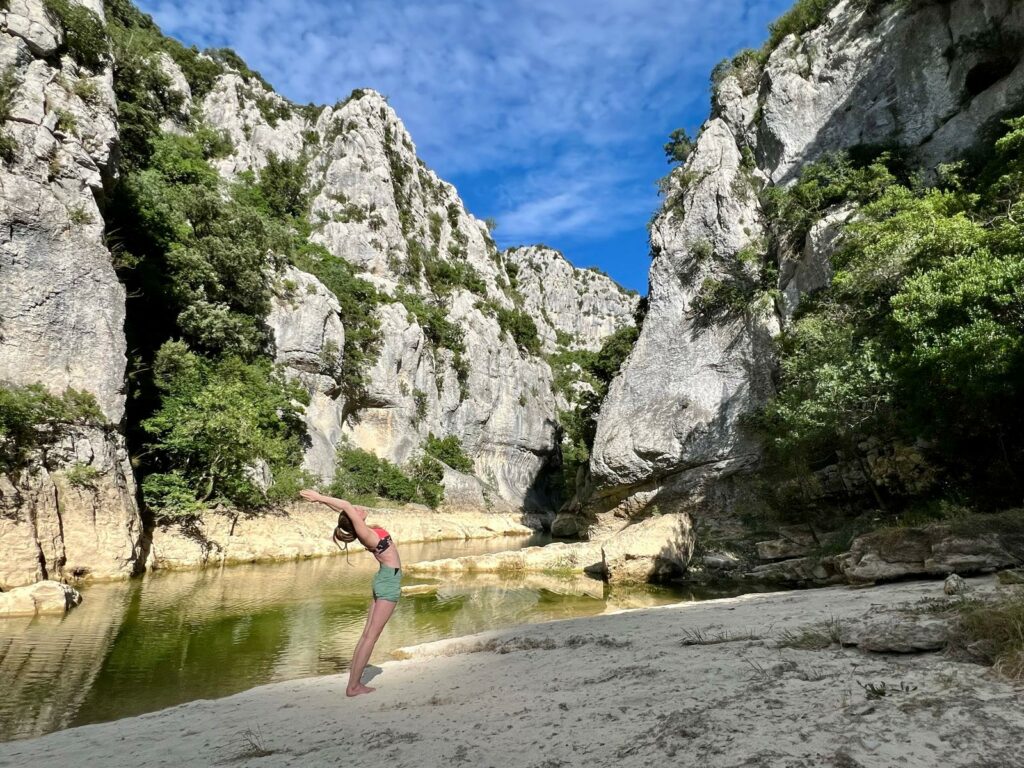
{"left": 368, "top": 526, "right": 401, "bottom": 568}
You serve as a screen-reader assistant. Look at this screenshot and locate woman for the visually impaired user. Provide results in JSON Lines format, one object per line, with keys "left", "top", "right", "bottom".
{"left": 299, "top": 489, "right": 401, "bottom": 697}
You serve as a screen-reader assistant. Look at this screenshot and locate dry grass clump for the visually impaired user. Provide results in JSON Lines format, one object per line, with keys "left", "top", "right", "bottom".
{"left": 777, "top": 616, "right": 843, "bottom": 650}
{"left": 949, "top": 591, "right": 1024, "bottom": 680}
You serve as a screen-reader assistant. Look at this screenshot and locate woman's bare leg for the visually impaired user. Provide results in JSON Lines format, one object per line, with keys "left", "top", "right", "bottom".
{"left": 347, "top": 598, "right": 398, "bottom": 696}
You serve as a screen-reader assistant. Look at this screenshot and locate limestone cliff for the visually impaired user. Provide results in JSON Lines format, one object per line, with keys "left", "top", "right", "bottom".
{"left": 0, "top": 0, "right": 636, "bottom": 587}
{"left": 0, "top": 0, "right": 143, "bottom": 589}
{"left": 503, "top": 246, "right": 639, "bottom": 354}
{"left": 588, "top": 0, "right": 1024, "bottom": 530}
{"left": 167, "top": 71, "right": 638, "bottom": 511}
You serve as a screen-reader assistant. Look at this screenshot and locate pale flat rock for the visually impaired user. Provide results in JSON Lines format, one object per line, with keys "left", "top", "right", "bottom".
{"left": 0, "top": 580, "right": 81, "bottom": 617}
{"left": 840, "top": 614, "right": 951, "bottom": 653}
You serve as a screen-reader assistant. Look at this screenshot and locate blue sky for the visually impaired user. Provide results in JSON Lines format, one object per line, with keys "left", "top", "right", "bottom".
{"left": 137, "top": 0, "right": 795, "bottom": 294}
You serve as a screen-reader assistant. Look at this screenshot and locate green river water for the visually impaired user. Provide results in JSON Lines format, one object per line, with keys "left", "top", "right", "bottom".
{"left": 0, "top": 534, "right": 753, "bottom": 742}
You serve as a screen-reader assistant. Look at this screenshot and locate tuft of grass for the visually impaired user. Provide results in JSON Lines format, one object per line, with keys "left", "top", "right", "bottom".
{"left": 949, "top": 592, "right": 1024, "bottom": 681}
{"left": 778, "top": 616, "right": 843, "bottom": 649}
{"left": 680, "top": 627, "right": 764, "bottom": 646}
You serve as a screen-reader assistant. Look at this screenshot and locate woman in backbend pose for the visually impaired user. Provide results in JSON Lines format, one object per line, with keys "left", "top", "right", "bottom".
{"left": 299, "top": 489, "right": 401, "bottom": 697}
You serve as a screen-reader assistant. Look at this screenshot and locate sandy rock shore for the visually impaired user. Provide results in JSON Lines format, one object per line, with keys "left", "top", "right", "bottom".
{"left": 2, "top": 577, "right": 1021, "bottom": 767}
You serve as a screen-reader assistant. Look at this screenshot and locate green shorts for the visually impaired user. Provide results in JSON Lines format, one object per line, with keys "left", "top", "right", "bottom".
{"left": 372, "top": 566, "right": 402, "bottom": 603}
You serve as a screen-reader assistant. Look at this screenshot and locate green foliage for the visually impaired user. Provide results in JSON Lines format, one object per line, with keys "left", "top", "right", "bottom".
{"left": 0, "top": 65, "right": 17, "bottom": 163}
{"left": 0, "top": 384, "right": 106, "bottom": 472}
{"left": 398, "top": 290, "right": 465, "bottom": 354}
{"left": 763, "top": 151, "right": 900, "bottom": 256}
{"left": 0, "top": 65, "right": 18, "bottom": 122}
{"left": 140, "top": 342, "right": 309, "bottom": 516}
{"left": 65, "top": 462, "right": 102, "bottom": 489}
{"left": 72, "top": 77, "right": 100, "bottom": 104}
{"left": 254, "top": 152, "right": 309, "bottom": 220}
{"left": 328, "top": 444, "right": 444, "bottom": 508}
{"left": 106, "top": 8, "right": 187, "bottom": 169}
{"left": 553, "top": 324, "right": 640, "bottom": 501}
{"left": 766, "top": 0, "right": 834, "bottom": 50}
{"left": 118, "top": 130, "right": 281, "bottom": 357}
{"left": 753, "top": 116, "right": 1024, "bottom": 519}
{"left": 423, "top": 250, "right": 487, "bottom": 296}
{"left": 45, "top": 0, "right": 110, "bottom": 71}
{"left": 104, "top": 0, "right": 224, "bottom": 99}
{"left": 664, "top": 128, "right": 695, "bottom": 164}
{"left": 293, "top": 244, "right": 383, "bottom": 406}
{"left": 424, "top": 433, "right": 474, "bottom": 473}
{"left": 689, "top": 245, "right": 778, "bottom": 326}
{"left": 207, "top": 48, "right": 273, "bottom": 91}
{"left": 411, "top": 388, "right": 428, "bottom": 426}
{"left": 491, "top": 305, "right": 541, "bottom": 355}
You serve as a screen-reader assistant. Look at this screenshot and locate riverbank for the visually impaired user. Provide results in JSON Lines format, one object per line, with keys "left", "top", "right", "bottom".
{"left": 144, "top": 505, "right": 538, "bottom": 572}
{"left": 2, "top": 576, "right": 1021, "bottom": 767}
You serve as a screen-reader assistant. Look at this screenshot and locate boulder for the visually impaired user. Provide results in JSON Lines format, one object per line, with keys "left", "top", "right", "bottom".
{"left": 0, "top": 580, "right": 81, "bottom": 618}
{"left": 590, "top": 514, "right": 693, "bottom": 584}
{"left": 840, "top": 614, "right": 950, "bottom": 653}
{"left": 944, "top": 573, "right": 969, "bottom": 596}
{"left": 836, "top": 522, "right": 1022, "bottom": 584}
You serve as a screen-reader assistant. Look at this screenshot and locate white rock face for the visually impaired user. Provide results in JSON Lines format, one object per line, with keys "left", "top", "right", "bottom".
{"left": 267, "top": 266, "right": 347, "bottom": 480}
{"left": 197, "top": 81, "right": 633, "bottom": 511}
{"left": 589, "top": 0, "right": 1024, "bottom": 524}
{"left": 0, "top": 1, "right": 143, "bottom": 589}
{"left": 504, "top": 246, "right": 638, "bottom": 352}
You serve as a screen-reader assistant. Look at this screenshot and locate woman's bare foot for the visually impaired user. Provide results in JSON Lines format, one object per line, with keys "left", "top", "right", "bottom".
{"left": 346, "top": 684, "right": 376, "bottom": 697}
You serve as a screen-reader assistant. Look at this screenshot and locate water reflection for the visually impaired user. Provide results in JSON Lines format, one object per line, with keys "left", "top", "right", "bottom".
{"left": 0, "top": 533, "right": 749, "bottom": 742}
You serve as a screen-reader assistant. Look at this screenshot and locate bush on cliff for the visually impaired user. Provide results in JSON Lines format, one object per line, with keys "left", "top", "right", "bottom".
{"left": 329, "top": 444, "right": 444, "bottom": 509}
{"left": 754, "top": 117, "right": 1024, "bottom": 519}
{"left": 0, "top": 385, "right": 106, "bottom": 473}
{"left": 141, "top": 342, "right": 310, "bottom": 517}
{"left": 424, "top": 433, "right": 474, "bottom": 474}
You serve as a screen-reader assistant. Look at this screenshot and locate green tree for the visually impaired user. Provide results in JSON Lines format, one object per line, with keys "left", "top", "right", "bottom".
{"left": 141, "top": 342, "right": 309, "bottom": 516}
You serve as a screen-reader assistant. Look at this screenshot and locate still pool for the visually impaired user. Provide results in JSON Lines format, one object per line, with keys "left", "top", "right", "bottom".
{"left": 0, "top": 534, "right": 755, "bottom": 742}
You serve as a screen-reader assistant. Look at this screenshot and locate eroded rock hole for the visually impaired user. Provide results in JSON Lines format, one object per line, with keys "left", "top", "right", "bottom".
{"left": 965, "top": 58, "right": 1018, "bottom": 97}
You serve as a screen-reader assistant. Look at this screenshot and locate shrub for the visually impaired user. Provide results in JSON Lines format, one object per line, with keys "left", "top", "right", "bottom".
{"left": 664, "top": 128, "right": 694, "bottom": 165}
{"left": 411, "top": 388, "right": 428, "bottom": 426}
{"left": 140, "top": 342, "right": 309, "bottom": 515}
{"left": 293, "top": 244, "right": 383, "bottom": 406}
{"left": 752, "top": 115, "right": 1024, "bottom": 518}
{"left": 492, "top": 305, "right": 541, "bottom": 356}
{"left": 65, "top": 462, "right": 102, "bottom": 489}
{"left": 766, "top": 0, "right": 834, "bottom": 51}
{"left": 329, "top": 445, "right": 444, "bottom": 508}
{"left": 424, "top": 433, "right": 474, "bottom": 473}
{"left": 951, "top": 593, "right": 1024, "bottom": 680}
{"left": 45, "top": 0, "right": 110, "bottom": 71}
{"left": 0, "top": 384, "right": 106, "bottom": 472}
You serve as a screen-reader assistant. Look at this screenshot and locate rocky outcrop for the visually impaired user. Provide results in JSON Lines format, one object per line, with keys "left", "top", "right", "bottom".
{"left": 503, "top": 246, "right": 638, "bottom": 353}
{"left": 835, "top": 522, "right": 1024, "bottom": 584}
{"left": 0, "top": 579, "right": 81, "bottom": 617}
{"left": 0, "top": 0, "right": 144, "bottom": 589}
{"left": 268, "top": 266, "right": 347, "bottom": 481}
{"left": 407, "top": 512, "right": 692, "bottom": 584}
{"left": 588, "top": 0, "right": 1024, "bottom": 532}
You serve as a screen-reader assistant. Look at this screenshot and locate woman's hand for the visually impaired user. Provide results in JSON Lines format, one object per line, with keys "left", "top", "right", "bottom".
{"left": 299, "top": 489, "right": 324, "bottom": 504}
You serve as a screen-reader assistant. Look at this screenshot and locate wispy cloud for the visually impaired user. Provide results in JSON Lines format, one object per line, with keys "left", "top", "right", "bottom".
{"left": 137, "top": 0, "right": 792, "bottom": 284}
